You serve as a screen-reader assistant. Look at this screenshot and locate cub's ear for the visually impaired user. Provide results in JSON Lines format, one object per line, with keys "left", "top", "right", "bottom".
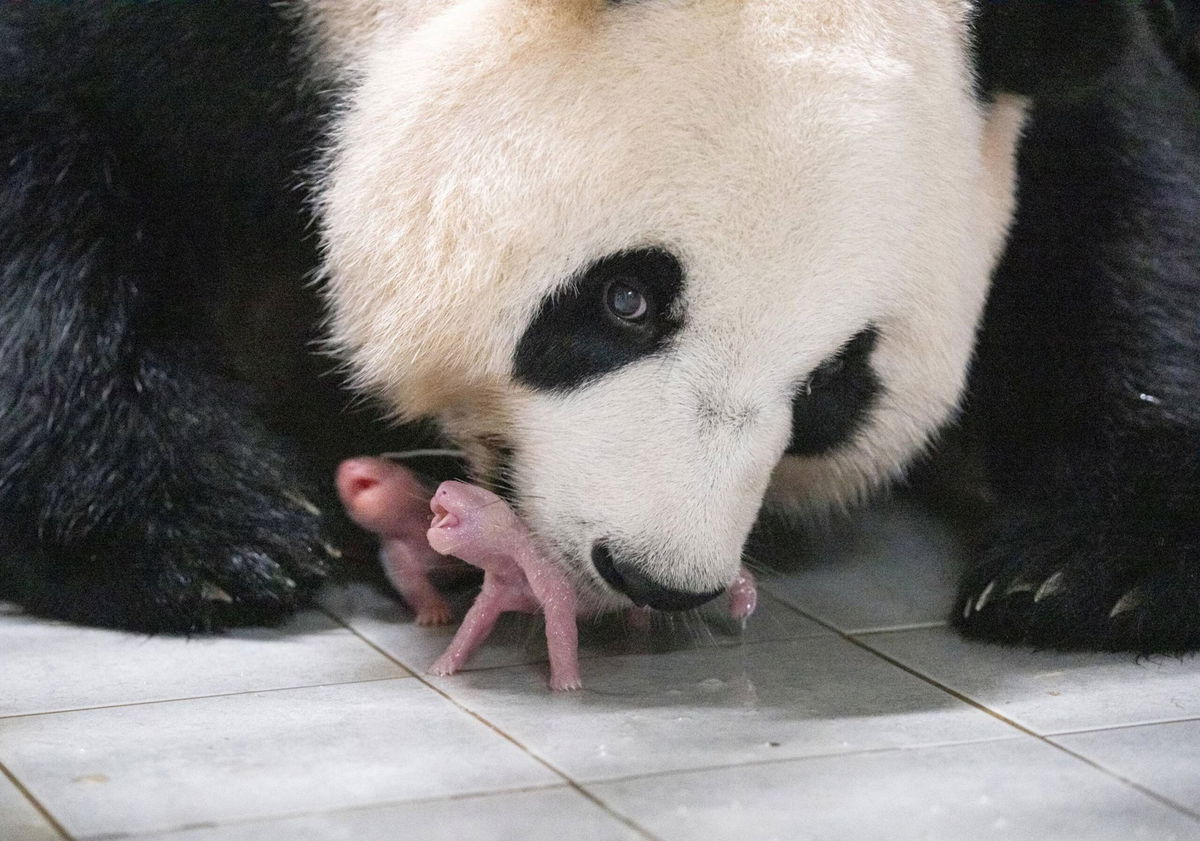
{"left": 972, "top": 0, "right": 1140, "bottom": 98}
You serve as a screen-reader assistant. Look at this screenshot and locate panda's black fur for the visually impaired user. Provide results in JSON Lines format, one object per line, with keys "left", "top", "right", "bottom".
{"left": 957, "top": 2, "right": 1200, "bottom": 652}
{"left": 0, "top": 1, "right": 1197, "bottom": 650}
{"left": 0, "top": 2, "right": 402, "bottom": 630}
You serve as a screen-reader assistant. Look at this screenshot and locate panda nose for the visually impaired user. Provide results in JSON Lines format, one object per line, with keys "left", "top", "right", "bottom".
{"left": 590, "top": 542, "right": 723, "bottom": 611}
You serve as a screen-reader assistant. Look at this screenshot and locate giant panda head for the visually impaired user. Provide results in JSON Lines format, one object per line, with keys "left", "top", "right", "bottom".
{"left": 317, "top": 0, "right": 1028, "bottom": 612}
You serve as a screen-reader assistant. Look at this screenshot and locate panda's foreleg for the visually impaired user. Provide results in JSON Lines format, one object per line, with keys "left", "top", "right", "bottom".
{"left": 0, "top": 117, "right": 331, "bottom": 633}
{"left": 954, "top": 31, "right": 1200, "bottom": 654}
{"left": 955, "top": 336, "right": 1200, "bottom": 654}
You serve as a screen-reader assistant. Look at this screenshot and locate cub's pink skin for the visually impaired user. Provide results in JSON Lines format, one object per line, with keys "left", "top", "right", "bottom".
{"left": 335, "top": 457, "right": 454, "bottom": 626}
{"left": 337, "top": 461, "right": 761, "bottom": 690}
{"left": 423, "top": 480, "right": 761, "bottom": 691}
{"left": 426, "top": 480, "right": 583, "bottom": 691}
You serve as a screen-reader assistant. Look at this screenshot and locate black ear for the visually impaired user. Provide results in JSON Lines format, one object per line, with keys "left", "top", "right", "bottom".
{"left": 972, "top": 0, "right": 1140, "bottom": 99}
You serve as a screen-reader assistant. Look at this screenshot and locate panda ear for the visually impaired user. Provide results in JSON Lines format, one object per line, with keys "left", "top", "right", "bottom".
{"left": 972, "top": 0, "right": 1140, "bottom": 99}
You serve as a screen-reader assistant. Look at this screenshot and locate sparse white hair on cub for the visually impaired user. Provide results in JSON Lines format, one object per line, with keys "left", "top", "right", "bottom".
{"left": 313, "top": 0, "right": 1025, "bottom": 608}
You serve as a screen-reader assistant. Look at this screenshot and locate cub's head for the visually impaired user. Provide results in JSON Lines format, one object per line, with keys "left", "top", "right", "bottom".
{"left": 317, "top": 0, "right": 1027, "bottom": 611}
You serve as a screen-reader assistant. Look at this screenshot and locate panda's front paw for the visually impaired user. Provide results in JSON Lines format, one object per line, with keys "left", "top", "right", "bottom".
{"left": 174, "top": 484, "right": 334, "bottom": 630}
{"left": 954, "top": 508, "right": 1200, "bottom": 654}
{"left": 5, "top": 481, "right": 335, "bottom": 634}
{"left": 84, "top": 444, "right": 335, "bottom": 633}
{"left": 85, "top": 480, "right": 334, "bottom": 634}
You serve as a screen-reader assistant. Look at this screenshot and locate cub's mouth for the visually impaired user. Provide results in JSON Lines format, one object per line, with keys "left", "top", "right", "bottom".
{"left": 429, "top": 498, "right": 459, "bottom": 531}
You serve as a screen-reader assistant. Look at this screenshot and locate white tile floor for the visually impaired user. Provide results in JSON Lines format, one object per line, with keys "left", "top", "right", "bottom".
{"left": 2, "top": 499, "right": 1198, "bottom": 841}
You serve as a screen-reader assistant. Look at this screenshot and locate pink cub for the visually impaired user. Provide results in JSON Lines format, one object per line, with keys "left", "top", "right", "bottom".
{"left": 426, "top": 481, "right": 583, "bottom": 691}
{"left": 335, "top": 457, "right": 454, "bottom": 627}
{"left": 335, "top": 457, "right": 760, "bottom": 692}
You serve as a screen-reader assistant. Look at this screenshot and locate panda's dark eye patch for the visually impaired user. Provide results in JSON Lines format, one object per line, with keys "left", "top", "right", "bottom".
{"left": 513, "top": 248, "right": 685, "bottom": 392}
{"left": 786, "top": 326, "right": 881, "bottom": 456}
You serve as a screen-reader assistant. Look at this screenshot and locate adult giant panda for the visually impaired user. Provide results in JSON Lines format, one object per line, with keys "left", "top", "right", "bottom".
{"left": 1, "top": 1, "right": 1196, "bottom": 652}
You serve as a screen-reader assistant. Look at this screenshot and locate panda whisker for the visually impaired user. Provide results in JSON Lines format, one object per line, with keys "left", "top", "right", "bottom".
{"left": 739, "top": 550, "right": 772, "bottom": 578}
{"left": 680, "top": 609, "right": 715, "bottom": 646}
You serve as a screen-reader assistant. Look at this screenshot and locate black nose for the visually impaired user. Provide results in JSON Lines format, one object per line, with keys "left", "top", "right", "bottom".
{"left": 591, "top": 543, "right": 723, "bottom": 611}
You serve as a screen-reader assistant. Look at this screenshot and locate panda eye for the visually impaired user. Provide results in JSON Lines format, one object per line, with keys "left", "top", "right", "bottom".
{"left": 604, "top": 278, "right": 649, "bottom": 322}
{"left": 513, "top": 247, "right": 685, "bottom": 392}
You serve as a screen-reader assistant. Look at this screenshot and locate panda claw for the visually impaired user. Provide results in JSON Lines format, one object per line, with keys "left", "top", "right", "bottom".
{"left": 200, "top": 581, "right": 234, "bottom": 603}
{"left": 974, "top": 579, "right": 997, "bottom": 612}
{"left": 1109, "top": 588, "right": 1146, "bottom": 619}
{"left": 1033, "top": 571, "right": 1065, "bottom": 603}
{"left": 1004, "top": 578, "right": 1037, "bottom": 596}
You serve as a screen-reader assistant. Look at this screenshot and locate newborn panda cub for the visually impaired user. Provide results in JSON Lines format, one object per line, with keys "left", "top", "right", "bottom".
{"left": 336, "top": 457, "right": 758, "bottom": 691}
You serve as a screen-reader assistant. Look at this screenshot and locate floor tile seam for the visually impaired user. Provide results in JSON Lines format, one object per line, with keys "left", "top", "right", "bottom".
{"left": 570, "top": 786, "right": 666, "bottom": 841}
{"left": 318, "top": 607, "right": 662, "bottom": 841}
{"left": 753, "top": 585, "right": 947, "bottom": 637}
{"left": 850, "top": 621, "right": 950, "bottom": 635}
{"left": 330, "top": 614, "right": 833, "bottom": 673}
{"left": 0, "top": 675, "right": 413, "bottom": 721}
{"left": 350, "top": 632, "right": 835, "bottom": 678}
{"left": 1043, "top": 715, "right": 1200, "bottom": 738}
{"left": 843, "top": 633, "right": 1200, "bottom": 824}
{"left": 571, "top": 734, "right": 1027, "bottom": 789}
{"left": 77, "top": 782, "right": 583, "bottom": 841}
{"left": 0, "top": 617, "right": 356, "bottom": 642}
{"left": 0, "top": 759, "right": 73, "bottom": 841}
{"left": 561, "top": 784, "right": 665, "bottom": 841}
{"left": 433, "top": 593, "right": 1025, "bottom": 745}
{"left": 565, "top": 624, "right": 835, "bottom": 658}
{"left": 1038, "top": 738, "right": 1200, "bottom": 822}
{"left": 831, "top": 631, "right": 1036, "bottom": 729}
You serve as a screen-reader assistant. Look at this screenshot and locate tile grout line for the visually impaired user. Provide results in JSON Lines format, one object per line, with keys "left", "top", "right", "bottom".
{"left": 578, "top": 719, "right": 1200, "bottom": 825}
{"left": 327, "top": 597, "right": 1200, "bottom": 824}
{"left": 850, "top": 621, "right": 950, "bottom": 635}
{"left": 1043, "top": 715, "right": 1200, "bottom": 738}
{"left": 0, "top": 675, "right": 412, "bottom": 721}
{"left": 1038, "top": 743, "right": 1200, "bottom": 822}
{"left": 754, "top": 584, "right": 951, "bottom": 637}
{"left": 727, "top": 595, "right": 1200, "bottom": 822}
{"left": 837, "top": 627, "right": 1200, "bottom": 823}
{"left": 323, "top": 589, "right": 830, "bottom": 673}
{"left": 7, "top": 600, "right": 1195, "bottom": 832}
{"left": 562, "top": 738, "right": 1020, "bottom": 790}
{"left": 105, "top": 783, "right": 578, "bottom": 840}
{"left": 0, "top": 759, "right": 74, "bottom": 841}
{"left": 314, "top": 586, "right": 837, "bottom": 681}
{"left": 317, "top": 606, "right": 666, "bottom": 841}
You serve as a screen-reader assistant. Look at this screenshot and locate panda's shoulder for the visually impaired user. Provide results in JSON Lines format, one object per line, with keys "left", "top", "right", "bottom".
{"left": 1, "top": 2, "right": 315, "bottom": 120}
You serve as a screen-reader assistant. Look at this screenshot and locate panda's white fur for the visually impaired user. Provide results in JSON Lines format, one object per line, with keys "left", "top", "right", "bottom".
{"left": 315, "top": 0, "right": 1026, "bottom": 608}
